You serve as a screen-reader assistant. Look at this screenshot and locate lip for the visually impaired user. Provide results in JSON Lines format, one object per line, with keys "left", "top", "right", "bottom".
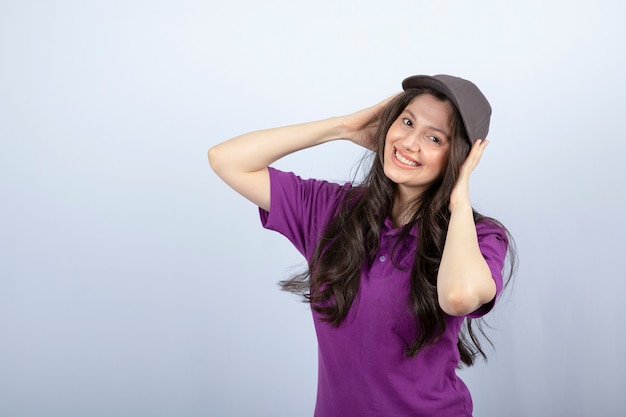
{"left": 392, "top": 147, "right": 421, "bottom": 169}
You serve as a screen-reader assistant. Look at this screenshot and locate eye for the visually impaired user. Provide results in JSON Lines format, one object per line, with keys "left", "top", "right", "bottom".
{"left": 428, "top": 135, "right": 441, "bottom": 144}
{"left": 402, "top": 118, "right": 413, "bottom": 127}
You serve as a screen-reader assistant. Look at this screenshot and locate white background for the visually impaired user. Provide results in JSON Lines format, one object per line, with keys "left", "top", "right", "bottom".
{"left": 1, "top": 1, "right": 625, "bottom": 416}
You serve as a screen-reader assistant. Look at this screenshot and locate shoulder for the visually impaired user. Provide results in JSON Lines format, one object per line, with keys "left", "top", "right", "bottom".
{"left": 261, "top": 168, "right": 357, "bottom": 259}
{"left": 476, "top": 218, "right": 508, "bottom": 246}
{"left": 475, "top": 217, "right": 510, "bottom": 281}
{"left": 268, "top": 167, "right": 354, "bottom": 207}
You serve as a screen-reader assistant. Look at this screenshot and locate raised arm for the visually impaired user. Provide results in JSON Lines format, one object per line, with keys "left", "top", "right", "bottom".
{"left": 437, "top": 139, "right": 497, "bottom": 317}
{"left": 208, "top": 98, "right": 392, "bottom": 211}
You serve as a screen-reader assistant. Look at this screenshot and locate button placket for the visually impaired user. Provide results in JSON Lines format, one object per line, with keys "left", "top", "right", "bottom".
{"left": 378, "top": 230, "right": 394, "bottom": 264}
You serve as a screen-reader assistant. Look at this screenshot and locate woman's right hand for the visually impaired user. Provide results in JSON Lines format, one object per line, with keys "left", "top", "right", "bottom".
{"left": 341, "top": 94, "right": 399, "bottom": 151}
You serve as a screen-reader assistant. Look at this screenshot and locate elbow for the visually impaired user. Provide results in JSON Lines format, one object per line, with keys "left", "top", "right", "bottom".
{"left": 437, "top": 267, "right": 496, "bottom": 317}
{"left": 207, "top": 144, "right": 223, "bottom": 173}
{"left": 438, "top": 281, "right": 495, "bottom": 317}
{"left": 438, "top": 289, "right": 479, "bottom": 317}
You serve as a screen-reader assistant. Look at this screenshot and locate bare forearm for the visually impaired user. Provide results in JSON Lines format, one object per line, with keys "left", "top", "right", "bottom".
{"left": 208, "top": 116, "right": 357, "bottom": 210}
{"left": 437, "top": 204, "right": 495, "bottom": 316}
{"left": 208, "top": 95, "right": 391, "bottom": 179}
{"left": 208, "top": 97, "right": 387, "bottom": 211}
{"left": 209, "top": 117, "right": 346, "bottom": 176}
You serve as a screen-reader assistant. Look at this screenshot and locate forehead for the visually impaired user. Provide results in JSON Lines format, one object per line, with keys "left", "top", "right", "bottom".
{"left": 403, "top": 94, "right": 454, "bottom": 129}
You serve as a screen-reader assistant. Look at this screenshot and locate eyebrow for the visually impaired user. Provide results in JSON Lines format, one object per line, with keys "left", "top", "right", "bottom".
{"left": 405, "top": 109, "right": 451, "bottom": 138}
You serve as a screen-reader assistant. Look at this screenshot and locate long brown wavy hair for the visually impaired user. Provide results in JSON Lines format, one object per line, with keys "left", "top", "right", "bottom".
{"left": 281, "top": 88, "right": 516, "bottom": 366}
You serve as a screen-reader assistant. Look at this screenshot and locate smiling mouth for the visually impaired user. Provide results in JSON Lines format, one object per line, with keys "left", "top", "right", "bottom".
{"left": 394, "top": 148, "right": 420, "bottom": 167}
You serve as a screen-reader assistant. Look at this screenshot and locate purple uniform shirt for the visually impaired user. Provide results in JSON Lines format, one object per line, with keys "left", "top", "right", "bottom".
{"left": 259, "top": 168, "right": 508, "bottom": 417}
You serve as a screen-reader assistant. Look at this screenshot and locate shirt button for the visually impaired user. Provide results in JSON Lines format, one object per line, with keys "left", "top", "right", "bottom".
{"left": 379, "top": 255, "right": 386, "bottom": 262}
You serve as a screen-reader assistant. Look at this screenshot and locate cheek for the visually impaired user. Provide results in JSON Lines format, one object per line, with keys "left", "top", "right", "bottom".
{"left": 431, "top": 150, "right": 450, "bottom": 171}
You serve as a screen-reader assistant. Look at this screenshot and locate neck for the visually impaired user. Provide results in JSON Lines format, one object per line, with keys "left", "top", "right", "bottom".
{"left": 391, "top": 193, "right": 417, "bottom": 228}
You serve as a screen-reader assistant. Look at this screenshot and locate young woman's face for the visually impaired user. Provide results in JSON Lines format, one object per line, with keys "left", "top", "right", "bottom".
{"left": 383, "top": 94, "right": 453, "bottom": 201}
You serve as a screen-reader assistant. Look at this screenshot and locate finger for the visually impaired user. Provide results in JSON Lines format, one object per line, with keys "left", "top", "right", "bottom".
{"left": 462, "top": 139, "right": 489, "bottom": 174}
{"left": 471, "top": 139, "right": 488, "bottom": 158}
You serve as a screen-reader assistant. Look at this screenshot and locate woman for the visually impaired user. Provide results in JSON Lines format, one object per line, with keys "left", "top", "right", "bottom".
{"left": 208, "top": 74, "right": 515, "bottom": 416}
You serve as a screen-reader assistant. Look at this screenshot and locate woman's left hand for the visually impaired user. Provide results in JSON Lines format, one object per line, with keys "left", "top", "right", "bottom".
{"left": 449, "top": 139, "right": 489, "bottom": 211}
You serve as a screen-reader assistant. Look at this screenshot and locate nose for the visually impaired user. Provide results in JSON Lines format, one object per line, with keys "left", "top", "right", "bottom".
{"left": 400, "top": 132, "right": 420, "bottom": 153}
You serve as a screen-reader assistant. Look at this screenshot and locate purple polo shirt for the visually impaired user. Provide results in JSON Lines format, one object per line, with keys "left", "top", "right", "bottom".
{"left": 259, "top": 168, "right": 508, "bottom": 417}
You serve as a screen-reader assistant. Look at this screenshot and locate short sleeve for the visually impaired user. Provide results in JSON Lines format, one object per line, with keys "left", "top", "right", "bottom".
{"left": 466, "top": 220, "right": 509, "bottom": 318}
{"left": 259, "top": 168, "right": 351, "bottom": 261}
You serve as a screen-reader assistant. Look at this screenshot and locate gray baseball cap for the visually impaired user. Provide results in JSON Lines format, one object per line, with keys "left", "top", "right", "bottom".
{"left": 402, "top": 74, "right": 492, "bottom": 143}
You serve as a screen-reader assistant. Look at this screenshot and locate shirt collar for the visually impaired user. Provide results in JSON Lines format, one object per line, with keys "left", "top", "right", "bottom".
{"left": 382, "top": 217, "right": 418, "bottom": 238}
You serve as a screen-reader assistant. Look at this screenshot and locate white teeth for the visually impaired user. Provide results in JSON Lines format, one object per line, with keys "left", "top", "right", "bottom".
{"left": 395, "top": 150, "right": 418, "bottom": 167}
